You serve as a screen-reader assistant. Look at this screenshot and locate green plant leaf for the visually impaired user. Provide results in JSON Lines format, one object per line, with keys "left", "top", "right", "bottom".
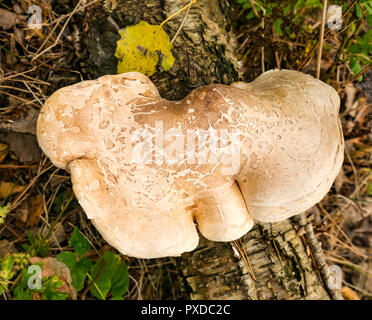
{"left": 115, "top": 20, "right": 175, "bottom": 76}
{"left": 52, "top": 191, "right": 66, "bottom": 213}
{"left": 0, "top": 255, "right": 15, "bottom": 294}
{"left": 304, "top": 0, "right": 322, "bottom": 8}
{"left": 367, "top": 15, "right": 372, "bottom": 27}
{"left": 356, "top": 4, "right": 363, "bottom": 19}
{"left": 295, "top": 0, "right": 306, "bottom": 9}
{"left": 69, "top": 227, "right": 90, "bottom": 257}
{"left": 111, "top": 261, "right": 129, "bottom": 298}
{"left": 367, "top": 183, "right": 372, "bottom": 196}
{"left": 57, "top": 251, "right": 76, "bottom": 269}
{"left": 245, "top": 10, "right": 256, "bottom": 19}
{"left": 73, "top": 258, "right": 93, "bottom": 292}
{"left": 283, "top": 4, "right": 291, "bottom": 15}
{"left": 57, "top": 250, "right": 93, "bottom": 292}
{"left": 0, "top": 204, "right": 9, "bottom": 226}
{"left": 242, "top": 2, "right": 252, "bottom": 9}
{"left": 349, "top": 59, "right": 362, "bottom": 81}
{"left": 358, "top": 29, "right": 372, "bottom": 45}
{"left": 89, "top": 251, "right": 129, "bottom": 300}
{"left": 273, "top": 19, "right": 283, "bottom": 37}
{"left": 364, "top": 2, "right": 372, "bottom": 14}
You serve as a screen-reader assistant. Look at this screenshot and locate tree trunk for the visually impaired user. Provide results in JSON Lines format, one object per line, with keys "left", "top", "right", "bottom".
{"left": 83, "top": 0, "right": 333, "bottom": 300}
{"left": 180, "top": 218, "right": 330, "bottom": 299}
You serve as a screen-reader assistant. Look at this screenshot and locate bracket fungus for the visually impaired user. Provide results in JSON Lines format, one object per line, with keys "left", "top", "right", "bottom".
{"left": 37, "top": 70, "right": 344, "bottom": 258}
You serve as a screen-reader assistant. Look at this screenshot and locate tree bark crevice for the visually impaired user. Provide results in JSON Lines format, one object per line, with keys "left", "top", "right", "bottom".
{"left": 181, "top": 219, "right": 330, "bottom": 300}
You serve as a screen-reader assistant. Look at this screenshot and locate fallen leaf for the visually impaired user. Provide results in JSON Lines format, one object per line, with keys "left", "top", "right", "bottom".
{"left": 115, "top": 20, "right": 175, "bottom": 76}
{"left": 342, "top": 286, "right": 360, "bottom": 300}
{"left": 0, "top": 132, "right": 42, "bottom": 163}
{"left": 28, "top": 257, "right": 77, "bottom": 300}
{"left": 334, "top": 168, "right": 350, "bottom": 193}
{"left": 25, "top": 194, "right": 43, "bottom": 228}
{"left": 15, "top": 201, "right": 28, "bottom": 225}
{"left": 0, "top": 143, "right": 8, "bottom": 163}
{"left": 0, "top": 181, "right": 25, "bottom": 199}
{"left": 344, "top": 83, "right": 359, "bottom": 114}
{"left": 14, "top": 27, "right": 25, "bottom": 47}
{"left": 0, "top": 108, "right": 39, "bottom": 135}
{"left": 0, "top": 9, "right": 18, "bottom": 30}
{"left": 0, "top": 240, "right": 17, "bottom": 258}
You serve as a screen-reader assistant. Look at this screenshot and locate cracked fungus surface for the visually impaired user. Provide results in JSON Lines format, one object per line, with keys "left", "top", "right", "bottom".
{"left": 36, "top": 70, "right": 344, "bottom": 258}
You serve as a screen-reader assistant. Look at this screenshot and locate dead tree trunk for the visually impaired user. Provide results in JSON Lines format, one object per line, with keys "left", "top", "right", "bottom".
{"left": 180, "top": 218, "right": 330, "bottom": 299}
{"left": 83, "top": 0, "right": 334, "bottom": 300}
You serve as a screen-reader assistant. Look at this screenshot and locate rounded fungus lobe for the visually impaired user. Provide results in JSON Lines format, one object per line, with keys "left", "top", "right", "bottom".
{"left": 37, "top": 70, "right": 344, "bottom": 259}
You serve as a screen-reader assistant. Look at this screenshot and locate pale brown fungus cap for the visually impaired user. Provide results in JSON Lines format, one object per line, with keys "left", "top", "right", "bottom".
{"left": 37, "top": 70, "right": 344, "bottom": 258}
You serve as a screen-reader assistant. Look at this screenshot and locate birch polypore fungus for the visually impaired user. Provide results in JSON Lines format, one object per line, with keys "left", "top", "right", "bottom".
{"left": 36, "top": 70, "right": 344, "bottom": 258}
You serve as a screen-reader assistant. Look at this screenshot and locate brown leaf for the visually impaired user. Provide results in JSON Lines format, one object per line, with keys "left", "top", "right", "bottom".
{"left": 0, "top": 132, "right": 42, "bottom": 163}
{"left": 344, "top": 83, "right": 359, "bottom": 114}
{"left": 334, "top": 168, "right": 350, "bottom": 193}
{"left": 0, "top": 107, "right": 39, "bottom": 135}
{"left": 0, "top": 181, "right": 25, "bottom": 198}
{"left": 0, "top": 240, "right": 17, "bottom": 258}
{"left": 15, "top": 194, "right": 45, "bottom": 228}
{"left": 25, "top": 194, "right": 43, "bottom": 227}
{"left": 15, "top": 201, "right": 28, "bottom": 226}
{"left": 14, "top": 27, "right": 25, "bottom": 47}
{"left": 0, "top": 9, "right": 18, "bottom": 30}
{"left": 5, "top": 51, "right": 17, "bottom": 65}
{"left": 0, "top": 143, "right": 8, "bottom": 163}
{"left": 28, "top": 257, "right": 77, "bottom": 300}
